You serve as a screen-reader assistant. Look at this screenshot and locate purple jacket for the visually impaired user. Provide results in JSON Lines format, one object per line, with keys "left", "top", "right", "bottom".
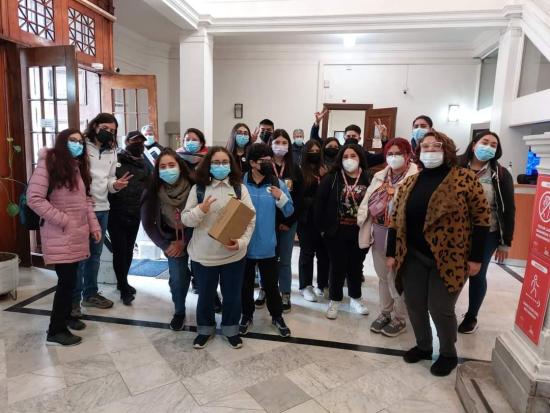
{"left": 27, "top": 150, "right": 100, "bottom": 265}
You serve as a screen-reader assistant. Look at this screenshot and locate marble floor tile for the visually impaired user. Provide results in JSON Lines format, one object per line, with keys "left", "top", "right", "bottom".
{"left": 0, "top": 339, "right": 6, "bottom": 379}
{"left": 7, "top": 366, "right": 66, "bottom": 404}
{"left": 182, "top": 366, "right": 256, "bottom": 405}
{"left": 246, "top": 375, "right": 310, "bottom": 413}
{"left": 315, "top": 384, "right": 388, "bottom": 413}
{"left": 203, "top": 390, "right": 265, "bottom": 411}
{"left": 8, "top": 387, "right": 71, "bottom": 413}
{"left": 169, "top": 349, "right": 220, "bottom": 379}
{"left": 99, "top": 325, "right": 151, "bottom": 352}
{"left": 204, "top": 336, "right": 260, "bottom": 365}
{"left": 89, "top": 382, "right": 202, "bottom": 413}
{"left": 110, "top": 342, "right": 164, "bottom": 371}
{"left": 303, "top": 346, "right": 372, "bottom": 383}
{"left": 0, "top": 378, "right": 7, "bottom": 406}
{"left": 385, "top": 380, "right": 464, "bottom": 413}
{"left": 282, "top": 399, "right": 328, "bottom": 413}
{"left": 64, "top": 372, "right": 130, "bottom": 411}
{"left": 62, "top": 353, "right": 117, "bottom": 386}
{"left": 285, "top": 363, "right": 342, "bottom": 397}
{"left": 55, "top": 335, "right": 108, "bottom": 364}
{"left": 119, "top": 360, "right": 178, "bottom": 395}
{"left": 6, "top": 347, "right": 59, "bottom": 379}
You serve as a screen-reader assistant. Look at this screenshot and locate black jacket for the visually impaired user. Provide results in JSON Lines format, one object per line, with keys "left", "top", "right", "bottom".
{"left": 108, "top": 150, "right": 150, "bottom": 226}
{"left": 275, "top": 163, "right": 304, "bottom": 227}
{"left": 314, "top": 169, "right": 371, "bottom": 237}
{"left": 458, "top": 155, "right": 515, "bottom": 247}
{"left": 292, "top": 143, "right": 303, "bottom": 166}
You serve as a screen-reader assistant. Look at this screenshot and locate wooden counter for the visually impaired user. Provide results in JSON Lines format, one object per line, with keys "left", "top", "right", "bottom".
{"left": 508, "top": 184, "right": 536, "bottom": 264}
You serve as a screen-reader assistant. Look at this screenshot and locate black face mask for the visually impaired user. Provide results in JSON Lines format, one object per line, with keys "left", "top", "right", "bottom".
{"left": 260, "top": 130, "right": 272, "bottom": 143}
{"left": 97, "top": 129, "right": 114, "bottom": 146}
{"left": 259, "top": 162, "right": 274, "bottom": 177}
{"left": 344, "top": 138, "right": 359, "bottom": 145}
{"left": 324, "top": 147, "right": 339, "bottom": 159}
{"left": 306, "top": 152, "right": 321, "bottom": 164}
{"left": 126, "top": 142, "right": 144, "bottom": 157}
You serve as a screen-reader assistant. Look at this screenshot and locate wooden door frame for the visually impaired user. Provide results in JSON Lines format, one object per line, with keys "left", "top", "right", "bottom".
{"left": 364, "top": 107, "right": 398, "bottom": 153}
{"left": 321, "top": 103, "right": 373, "bottom": 140}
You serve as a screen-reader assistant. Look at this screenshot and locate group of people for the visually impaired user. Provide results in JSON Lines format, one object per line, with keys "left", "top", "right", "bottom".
{"left": 27, "top": 109, "right": 515, "bottom": 377}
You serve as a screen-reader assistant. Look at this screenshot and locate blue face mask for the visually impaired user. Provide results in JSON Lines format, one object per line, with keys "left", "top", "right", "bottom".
{"left": 411, "top": 127, "right": 429, "bottom": 142}
{"left": 67, "top": 141, "right": 83, "bottom": 158}
{"left": 235, "top": 134, "right": 249, "bottom": 147}
{"left": 184, "top": 140, "right": 201, "bottom": 153}
{"left": 474, "top": 144, "right": 497, "bottom": 162}
{"left": 159, "top": 167, "right": 180, "bottom": 185}
{"left": 145, "top": 135, "right": 155, "bottom": 146}
{"left": 210, "top": 164, "right": 231, "bottom": 180}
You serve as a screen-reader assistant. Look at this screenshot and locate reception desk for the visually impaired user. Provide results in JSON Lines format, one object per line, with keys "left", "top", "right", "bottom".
{"left": 508, "top": 184, "right": 536, "bottom": 266}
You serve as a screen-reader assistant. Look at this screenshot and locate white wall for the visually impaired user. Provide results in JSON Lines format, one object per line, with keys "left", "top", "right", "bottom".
{"left": 213, "top": 44, "right": 479, "bottom": 152}
{"left": 113, "top": 24, "right": 180, "bottom": 147}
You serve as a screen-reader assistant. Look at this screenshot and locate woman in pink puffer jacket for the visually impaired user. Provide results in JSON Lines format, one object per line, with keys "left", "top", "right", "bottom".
{"left": 27, "top": 129, "right": 101, "bottom": 347}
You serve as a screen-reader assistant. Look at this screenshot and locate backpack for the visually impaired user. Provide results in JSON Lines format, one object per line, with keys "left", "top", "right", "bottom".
{"left": 19, "top": 184, "right": 52, "bottom": 230}
{"left": 184, "top": 183, "right": 242, "bottom": 242}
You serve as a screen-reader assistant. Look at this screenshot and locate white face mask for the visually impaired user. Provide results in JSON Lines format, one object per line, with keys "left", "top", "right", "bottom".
{"left": 342, "top": 158, "right": 359, "bottom": 173}
{"left": 272, "top": 144, "right": 289, "bottom": 157}
{"left": 386, "top": 155, "right": 405, "bottom": 170}
{"left": 419, "top": 152, "right": 444, "bottom": 169}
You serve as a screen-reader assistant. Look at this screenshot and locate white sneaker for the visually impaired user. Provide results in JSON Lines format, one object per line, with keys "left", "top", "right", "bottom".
{"left": 350, "top": 298, "right": 370, "bottom": 315}
{"left": 302, "top": 286, "right": 317, "bottom": 302}
{"left": 326, "top": 301, "right": 340, "bottom": 320}
{"left": 313, "top": 287, "right": 323, "bottom": 297}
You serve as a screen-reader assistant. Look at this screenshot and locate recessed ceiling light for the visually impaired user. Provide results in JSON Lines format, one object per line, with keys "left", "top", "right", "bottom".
{"left": 343, "top": 34, "right": 356, "bottom": 48}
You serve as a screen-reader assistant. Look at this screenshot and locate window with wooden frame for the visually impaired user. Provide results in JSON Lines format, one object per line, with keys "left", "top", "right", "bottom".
{"left": 17, "top": 0, "right": 55, "bottom": 41}
{"left": 68, "top": 7, "right": 96, "bottom": 56}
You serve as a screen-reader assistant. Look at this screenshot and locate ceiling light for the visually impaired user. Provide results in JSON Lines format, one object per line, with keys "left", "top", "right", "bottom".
{"left": 343, "top": 34, "right": 356, "bottom": 48}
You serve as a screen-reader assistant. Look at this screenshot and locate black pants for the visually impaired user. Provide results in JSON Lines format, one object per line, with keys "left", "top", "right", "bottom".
{"left": 324, "top": 226, "right": 367, "bottom": 301}
{"left": 108, "top": 215, "right": 140, "bottom": 292}
{"left": 297, "top": 221, "right": 329, "bottom": 290}
{"left": 242, "top": 257, "right": 282, "bottom": 318}
{"left": 50, "top": 263, "right": 79, "bottom": 335}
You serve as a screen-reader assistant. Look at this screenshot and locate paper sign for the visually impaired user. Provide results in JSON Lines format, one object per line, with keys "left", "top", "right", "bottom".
{"left": 40, "top": 118, "right": 55, "bottom": 129}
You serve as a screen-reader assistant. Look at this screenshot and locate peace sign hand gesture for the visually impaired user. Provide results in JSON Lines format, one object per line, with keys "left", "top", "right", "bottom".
{"left": 199, "top": 195, "right": 217, "bottom": 214}
{"left": 251, "top": 127, "right": 260, "bottom": 143}
{"left": 314, "top": 109, "right": 329, "bottom": 126}
{"left": 114, "top": 171, "right": 133, "bottom": 191}
{"left": 375, "top": 118, "right": 388, "bottom": 140}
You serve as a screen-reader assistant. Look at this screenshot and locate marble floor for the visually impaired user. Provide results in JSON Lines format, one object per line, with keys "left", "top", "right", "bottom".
{"left": 0, "top": 249, "right": 523, "bottom": 413}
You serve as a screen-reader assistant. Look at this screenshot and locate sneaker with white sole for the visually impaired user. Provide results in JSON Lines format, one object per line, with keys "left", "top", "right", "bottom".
{"left": 313, "top": 287, "right": 323, "bottom": 298}
{"left": 326, "top": 300, "right": 340, "bottom": 319}
{"left": 350, "top": 298, "right": 369, "bottom": 315}
{"left": 302, "top": 286, "right": 317, "bottom": 302}
{"left": 381, "top": 319, "right": 407, "bottom": 337}
{"left": 370, "top": 314, "right": 392, "bottom": 333}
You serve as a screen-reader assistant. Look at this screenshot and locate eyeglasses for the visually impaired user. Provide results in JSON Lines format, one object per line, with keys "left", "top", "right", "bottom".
{"left": 420, "top": 142, "right": 443, "bottom": 150}
{"left": 68, "top": 137, "right": 83, "bottom": 144}
{"left": 257, "top": 158, "right": 272, "bottom": 164}
{"left": 212, "top": 160, "right": 230, "bottom": 166}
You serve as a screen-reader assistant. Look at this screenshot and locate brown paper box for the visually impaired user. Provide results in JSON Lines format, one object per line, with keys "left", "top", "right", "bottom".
{"left": 208, "top": 197, "right": 255, "bottom": 245}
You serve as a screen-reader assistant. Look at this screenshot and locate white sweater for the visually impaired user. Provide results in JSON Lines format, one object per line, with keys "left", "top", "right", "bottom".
{"left": 182, "top": 179, "right": 256, "bottom": 266}
{"left": 86, "top": 140, "right": 118, "bottom": 211}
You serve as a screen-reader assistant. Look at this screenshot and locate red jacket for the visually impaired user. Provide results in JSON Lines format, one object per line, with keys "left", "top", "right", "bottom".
{"left": 27, "top": 150, "right": 100, "bottom": 265}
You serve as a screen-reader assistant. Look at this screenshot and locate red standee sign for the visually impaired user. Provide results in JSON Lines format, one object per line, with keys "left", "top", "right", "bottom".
{"left": 515, "top": 175, "right": 550, "bottom": 345}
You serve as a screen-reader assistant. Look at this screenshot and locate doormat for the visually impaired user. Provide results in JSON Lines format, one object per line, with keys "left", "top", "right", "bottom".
{"left": 129, "top": 259, "right": 169, "bottom": 277}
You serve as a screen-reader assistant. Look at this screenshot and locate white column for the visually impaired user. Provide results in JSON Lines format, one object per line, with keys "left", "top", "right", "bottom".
{"left": 490, "top": 25, "right": 528, "bottom": 176}
{"left": 179, "top": 28, "right": 214, "bottom": 145}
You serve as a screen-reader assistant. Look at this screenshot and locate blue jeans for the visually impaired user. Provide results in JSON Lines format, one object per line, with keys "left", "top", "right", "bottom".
{"left": 194, "top": 258, "right": 245, "bottom": 337}
{"left": 74, "top": 211, "right": 109, "bottom": 304}
{"left": 276, "top": 222, "right": 297, "bottom": 294}
{"left": 466, "top": 231, "right": 500, "bottom": 320}
{"left": 167, "top": 255, "right": 191, "bottom": 316}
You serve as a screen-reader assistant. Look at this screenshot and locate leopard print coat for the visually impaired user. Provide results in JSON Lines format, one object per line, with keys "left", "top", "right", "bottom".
{"left": 390, "top": 166, "right": 490, "bottom": 293}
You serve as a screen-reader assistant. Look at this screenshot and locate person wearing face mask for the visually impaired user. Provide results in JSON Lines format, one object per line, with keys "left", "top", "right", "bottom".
{"left": 343, "top": 125, "right": 386, "bottom": 167}
{"left": 322, "top": 138, "right": 341, "bottom": 170}
{"left": 107, "top": 131, "right": 151, "bottom": 305}
{"left": 226, "top": 123, "right": 252, "bottom": 173}
{"left": 291, "top": 129, "right": 305, "bottom": 165}
{"left": 266, "top": 129, "right": 303, "bottom": 312}
{"left": 71, "top": 114, "right": 133, "bottom": 316}
{"left": 27, "top": 129, "right": 102, "bottom": 346}
{"left": 357, "top": 138, "right": 418, "bottom": 337}
{"left": 298, "top": 140, "right": 330, "bottom": 301}
{"left": 141, "top": 124, "right": 163, "bottom": 150}
{"left": 182, "top": 147, "right": 256, "bottom": 349}
{"left": 385, "top": 131, "right": 490, "bottom": 377}
{"left": 141, "top": 149, "right": 194, "bottom": 331}
{"left": 315, "top": 144, "right": 372, "bottom": 320}
{"left": 177, "top": 128, "right": 208, "bottom": 170}
{"left": 410, "top": 115, "right": 433, "bottom": 151}
{"left": 457, "top": 131, "right": 515, "bottom": 334}
{"left": 251, "top": 119, "right": 275, "bottom": 144}
{"left": 240, "top": 143, "right": 294, "bottom": 338}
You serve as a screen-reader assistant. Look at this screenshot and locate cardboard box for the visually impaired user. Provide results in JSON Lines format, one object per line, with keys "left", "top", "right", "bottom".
{"left": 208, "top": 197, "right": 255, "bottom": 245}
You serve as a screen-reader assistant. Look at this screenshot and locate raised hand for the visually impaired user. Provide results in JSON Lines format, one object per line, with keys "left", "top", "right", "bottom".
{"left": 251, "top": 127, "right": 260, "bottom": 143}
{"left": 375, "top": 118, "right": 388, "bottom": 139}
{"left": 114, "top": 171, "right": 133, "bottom": 190}
{"left": 199, "top": 195, "right": 217, "bottom": 214}
{"left": 314, "top": 109, "right": 329, "bottom": 126}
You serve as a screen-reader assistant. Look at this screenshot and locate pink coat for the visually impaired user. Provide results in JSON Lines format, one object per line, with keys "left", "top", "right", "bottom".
{"left": 27, "top": 150, "right": 100, "bottom": 265}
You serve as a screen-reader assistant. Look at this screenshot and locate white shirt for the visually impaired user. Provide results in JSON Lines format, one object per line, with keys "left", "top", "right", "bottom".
{"left": 86, "top": 140, "right": 118, "bottom": 211}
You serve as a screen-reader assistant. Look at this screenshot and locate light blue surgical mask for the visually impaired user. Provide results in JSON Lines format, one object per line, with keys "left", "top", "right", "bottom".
{"left": 67, "top": 141, "right": 83, "bottom": 158}
{"left": 411, "top": 128, "right": 429, "bottom": 142}
{"left": 294, "top": 138, "right": 304, "bottom": 146}
{"left": 145, "top": 135, "right": 155, "bottom": 146}
{"left": 184, "top": 140, "right": 201, "bottom": 153}
{"left": 474, "top": 144, "right": 497, "bottom": 162}
{"left": 159, "top": 167, "right": 180, "bottom": 185}
{"left": 210, "top": 164, "right": 231, "bottom": 180}
{"left": 235, "top": 134, "right": 249, "bottom": 147}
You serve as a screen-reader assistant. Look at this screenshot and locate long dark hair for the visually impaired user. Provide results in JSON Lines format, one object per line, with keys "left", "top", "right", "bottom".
{"left": 300, "top": 140, "right": 323, "bottom": 189}
{"left": 463, "top": 131, "right": 502, "bottom": 169}
{"left": 226, "top": 123, "right": 252, "bottom": 156}
{"left": 268, "top": 129, "right": 294, "bottom": 177}
{"left": 145, "top": 148, "right": 192, "bottom": 200}
{"left": 331, "top": 143, "right": 368, "bottom": 173}
{"left": 46, "top": 129, "right": 92, "bottom": 195}
{"left": 84, "top": 113, "right": 118, "bottom": 148}
{"left": 184, "top": 128, "right": 206, "bottom": 148}
{"left": 194, "top": 146, "right": 242, "bottom": 187}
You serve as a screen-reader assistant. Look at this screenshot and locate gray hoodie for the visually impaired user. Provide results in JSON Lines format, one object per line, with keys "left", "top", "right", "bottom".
{"left": 86, "top": 140, "right": 119, "bottom": 211}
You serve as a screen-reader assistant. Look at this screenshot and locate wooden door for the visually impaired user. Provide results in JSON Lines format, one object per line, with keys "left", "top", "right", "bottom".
{"left": 364, "top": 107, "right": 397, "bottom": 153}
{"left": 101, "top": 74, "right": 158, "bottom": 144}
{"left": 20, "top": 44, "right": 79, "bottom": 265}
